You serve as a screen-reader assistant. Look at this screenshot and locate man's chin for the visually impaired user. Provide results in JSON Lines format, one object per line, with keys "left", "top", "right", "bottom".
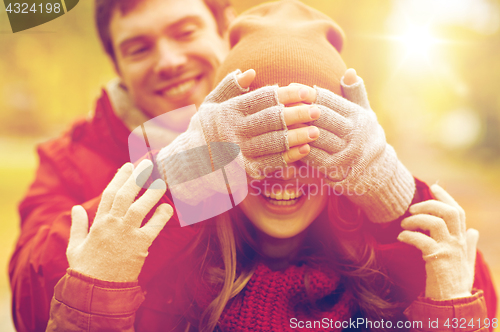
{"left": 141, "top": 103, "right": 186, "bottom": 118}
{"left": 138, "top": 98, "right": 197, "bottom": 128}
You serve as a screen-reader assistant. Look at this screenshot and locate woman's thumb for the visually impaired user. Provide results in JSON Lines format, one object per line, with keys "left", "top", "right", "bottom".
{"left": 466, "top": 228, "right": 479, "bottom": 279}
{"left": 69, "top": 205, "right": 89, "bottom": 249}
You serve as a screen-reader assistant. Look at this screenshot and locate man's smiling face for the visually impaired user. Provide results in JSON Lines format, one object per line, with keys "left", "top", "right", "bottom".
{"left": 110, "top": 0, "right": 230, "bottom": 118}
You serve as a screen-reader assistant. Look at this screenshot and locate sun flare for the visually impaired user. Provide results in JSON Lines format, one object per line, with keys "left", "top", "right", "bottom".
{"left": 399, "top": 25, "right": 438, "bottom": 57}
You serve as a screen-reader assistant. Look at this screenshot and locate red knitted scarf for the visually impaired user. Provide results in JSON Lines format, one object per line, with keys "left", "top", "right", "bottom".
{"left": 218, "top": 262, "right": 356, "bottom": 331}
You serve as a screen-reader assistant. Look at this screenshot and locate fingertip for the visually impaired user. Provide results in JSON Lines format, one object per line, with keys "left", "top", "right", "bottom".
{"left": 162, "top": 204, "right": 174, "bottom": 218}
{"left": 70, "top": 205, "right": 88, "bottom": 236}
{"left": 134, "top": 159, "right": 154, "bottom": 186}
{"left": 343, "top": 68, "right": 358, "bottom": 85}
{"left": 120, "top": 162, "right": 134, "bottom": 173}
{"left": 309, "top": 106, "right": 321, "bottom": 119}
{"left": 397, "top": 231, "right": 405, "bottom": 242}
{"left": 149, "top": 179, "right": 167, "bottom": 190}
{"left": 308, "top": 126, "right": 319, "bottom": 139}
{"left": 400, "top": 217, "right": 417, "bottom": 230}
{"left": 346, "top": 68, "right": 357, "bottom": 76}
{"left": 467, "top": 228, "right": 480, "bottom": 239}
{"left": 136, "top": 159, "right": 154, "bottom": 171}
{"left": 245, "top": 68, "right": 256, "bottom": 77}
{"left": 430, "top": 183, "right": 441, "bottom": 191}
{"left": 430, "top": 184, "right": 448, "bottom": 199}
{"left": 237, "top": 69, "right": 256, "bottom": 89}
{"left": 71, "top": 205, "right": 84, "bottom": 216}
{"left": 298, "top": 87, "right": 309, "bottom": 100}
{"left": 298, "top": 144, "right": 310, "bottom": 155}
{"left": 397, "top": 230, "right": 413, "bottom": 243}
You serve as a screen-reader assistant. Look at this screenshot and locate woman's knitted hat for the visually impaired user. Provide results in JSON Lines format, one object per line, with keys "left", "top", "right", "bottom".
{"left": 215, "top": 0, "right": 347, "bottom": 95}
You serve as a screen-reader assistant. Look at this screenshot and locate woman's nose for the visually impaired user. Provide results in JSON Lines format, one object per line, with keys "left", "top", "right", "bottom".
{"left": 274, "top": 163, "right": 299, "bottom": 180}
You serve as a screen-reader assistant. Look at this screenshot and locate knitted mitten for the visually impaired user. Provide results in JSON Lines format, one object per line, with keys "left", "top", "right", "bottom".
{"left": 66, "top": 160, "right": 173, "bottom": 282}
{"left": 156, "top": 70, "right": 288, "bottom": 204}
{"left": 304, "top": 77, "right": 415, "bottom": 223}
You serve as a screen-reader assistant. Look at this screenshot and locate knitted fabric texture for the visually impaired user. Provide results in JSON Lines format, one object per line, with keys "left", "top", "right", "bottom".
{"left": 214, "top": 0, "right": 346, "bottom": 93}
{"left": 213, "top": 0, "right": 415, "bottom": 223}
{"left": 157, "top": 70, "right": 289, "bottom": 207}
{"left": 308, "top": 81, "right": 415, "bottom": 223}
{"left": 66, "top": 160, "right": 170, "bottom": 283}
{"left": 219, "top": 263, "right": 355, "bottom": 332}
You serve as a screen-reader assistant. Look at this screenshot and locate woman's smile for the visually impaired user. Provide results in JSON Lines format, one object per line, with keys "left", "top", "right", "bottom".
{"left": 239, "top": 163, "right": 329, "bottom": 240}
{"left": 253, "top": 181, "right": 309, "bottom": 214}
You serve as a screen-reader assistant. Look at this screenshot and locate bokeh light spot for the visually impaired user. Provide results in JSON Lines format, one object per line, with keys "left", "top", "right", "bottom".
{"left": 398, "top": 24, "right": 438, "bottom": 59}
{"left": 439, "top": 108, "right": 482, "bottom": 149}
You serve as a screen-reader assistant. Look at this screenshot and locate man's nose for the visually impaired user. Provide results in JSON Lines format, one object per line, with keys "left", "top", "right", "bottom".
{"left": 154, "top": 39, "right": 188, "bottom": 76}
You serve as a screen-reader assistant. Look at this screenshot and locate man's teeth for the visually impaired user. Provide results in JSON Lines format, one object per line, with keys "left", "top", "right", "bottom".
{"left": 162, "top": 78, "right": 197, "bottom": 97}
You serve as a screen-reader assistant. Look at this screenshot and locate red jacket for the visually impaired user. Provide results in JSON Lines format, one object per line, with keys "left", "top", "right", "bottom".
{"left": 9, "top": 90, "right": 497, "bottom": 331}
{"left": 45, "top": 269, "right": 490, "bottom": 331}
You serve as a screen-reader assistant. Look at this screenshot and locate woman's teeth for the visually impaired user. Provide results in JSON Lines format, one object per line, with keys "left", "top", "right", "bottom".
{"left": 262, "top": 189, "right": 304, "bottom": 206}
{"left": 162, "top": 78, "right": 197, "bottom": 98}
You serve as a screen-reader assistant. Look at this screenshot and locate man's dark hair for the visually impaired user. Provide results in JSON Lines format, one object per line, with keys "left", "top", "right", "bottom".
{"left": 95, "top": 0, "right": 232, "bottom": 63}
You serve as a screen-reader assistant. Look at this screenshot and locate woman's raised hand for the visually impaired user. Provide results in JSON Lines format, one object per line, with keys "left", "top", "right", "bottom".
{"left": 279, "top": 68, "right": 416, "bottom": 223}
{"left": 398, "top": 184, "right": 479, "bottom": 300}
{"left": 236, "top": 69, "right": 321, "bottom": 164}
{"left": 155, "top": 69, "right": 326, "bottom": 208}
{"left": 66, "top": 159, "right": 174, "bottom": 282}
{"left": 176, "top": 69, "right": 323, "bottom": 181}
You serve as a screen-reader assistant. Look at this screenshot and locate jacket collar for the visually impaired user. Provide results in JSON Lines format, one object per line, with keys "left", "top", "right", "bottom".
{"left": 99, "top": 79, "right": 188, "bottom": 163}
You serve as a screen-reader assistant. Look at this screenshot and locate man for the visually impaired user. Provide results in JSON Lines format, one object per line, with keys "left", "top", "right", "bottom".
{"left": 9, "top": 1, "right": 234, "bottom": 330}
{"left": 9, "top": 0, "right": 496, "bottom": 331}
{"left": 96, "top": 0, "right": 231, "bottom": 128}
{"left": 8, "top": 1, "right": 320, "bottom": 330}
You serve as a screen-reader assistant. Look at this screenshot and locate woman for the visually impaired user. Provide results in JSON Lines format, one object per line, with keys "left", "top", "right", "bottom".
{"left": 47, "top": 1, "right": 493, "bottom": 331}
{"left": 46, "top": 153, "right": 489, "bottom": 331}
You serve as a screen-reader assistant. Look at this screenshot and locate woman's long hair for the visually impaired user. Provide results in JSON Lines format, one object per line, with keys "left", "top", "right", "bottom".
{"left": 175, "top": 194, "right": 401, "bottom": 332}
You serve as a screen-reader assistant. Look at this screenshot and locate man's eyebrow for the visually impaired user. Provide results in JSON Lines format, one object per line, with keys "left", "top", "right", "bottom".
{"left": 118, "top": 16, "right": 205, "bottom": 52}
{"left": 168, "top": 15, "right": 205, "bottom": 31}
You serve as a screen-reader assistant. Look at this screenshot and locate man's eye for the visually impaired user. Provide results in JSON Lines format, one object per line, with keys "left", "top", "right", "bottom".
{"left": 177, "top": 26, "right": 198, "bottom": 39}
{"left": 125, "top": 46, "right": 150, "bottom": 57}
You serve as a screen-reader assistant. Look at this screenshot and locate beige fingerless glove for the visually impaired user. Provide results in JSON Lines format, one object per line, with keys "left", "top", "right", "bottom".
{"left": 305, "top": 78, "right": 415, "bottom": 223}
{"left": 156, "top": 70, "right": 290, "bottom": 205}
